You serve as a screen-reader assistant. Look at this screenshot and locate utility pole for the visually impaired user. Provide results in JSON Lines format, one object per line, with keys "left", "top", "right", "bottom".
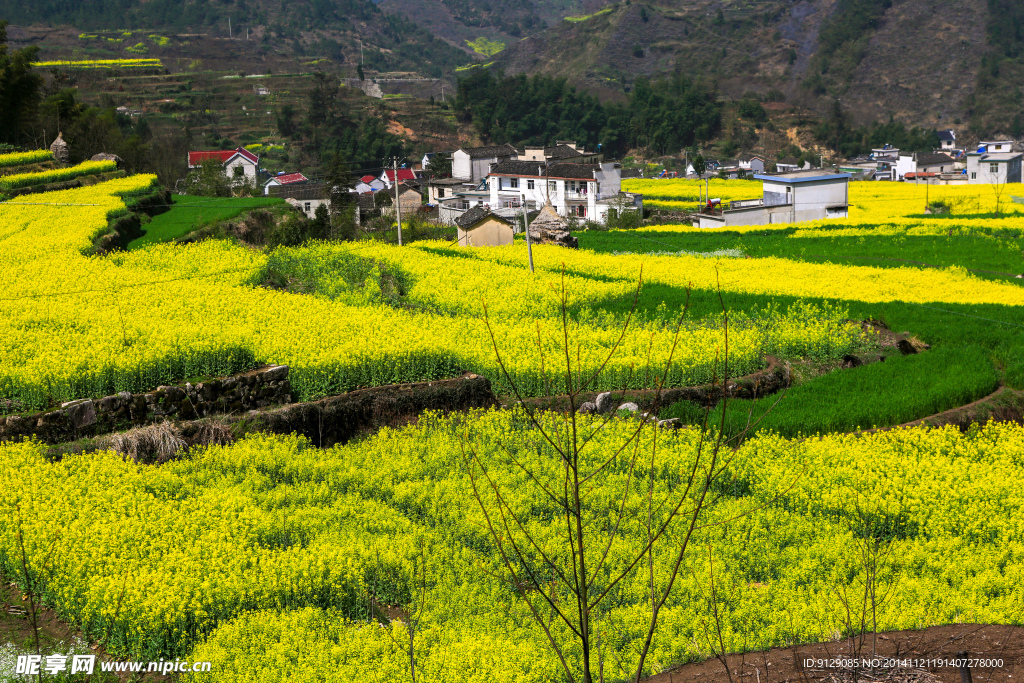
{"left": 228, "top": 17, "right": 232, "bottom": 39}
{"left": 394, "top": 158, "right": 403, "bottom": 246}
{"left": 523, "top": 201, "right": 534, "bottom": 273}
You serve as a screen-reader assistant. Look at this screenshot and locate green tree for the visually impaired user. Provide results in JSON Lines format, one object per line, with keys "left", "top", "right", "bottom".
{"left": 181, "top": 159, "right": 231, "bottom": 197}
{"left": 0, "top": 21, "right": 43, "bottom": 146}
{"left": 323, "top": 151, "right": 358, "bottom": 241}
{"left": 692, "top": 152, "right": 706, "bottom": 177}
{"left": 276, "top": 104, "right": 298, "bottom": 138}
{"left": 425, "top": 152, "right": 452, "bottom": 178}
{"left": 737, "top": 98, "right": 767, "bottom": 123}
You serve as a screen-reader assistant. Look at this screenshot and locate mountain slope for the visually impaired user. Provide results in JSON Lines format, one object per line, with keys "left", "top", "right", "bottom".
{"left": 482, "top": 0, "right": 1019, "bottom": 132}
{"left": 377, "top": 0, "right": 609, "bottom": 57}
{"left": 0, "top": 0, "right": 472, "bottom": 76}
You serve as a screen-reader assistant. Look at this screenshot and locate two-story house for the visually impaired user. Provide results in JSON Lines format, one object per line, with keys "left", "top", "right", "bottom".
{"left": 967, "top": 150, "right": 1023, "bottom": 184}
{"left": 937, "top": 129, "right": 956, "bottom": 151}
{"left": 451, "top": 144, "right": 520, "bottom": 184}
{"left": 738, "top": 154, "right": 766, "bottom": 173}
{"left": 484, "top": 160, "right": 641, "bottom": 224}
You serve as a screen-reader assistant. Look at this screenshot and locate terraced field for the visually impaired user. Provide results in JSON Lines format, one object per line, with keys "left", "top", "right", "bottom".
{"left": 1, "top": 175, "right": 1023, "bottom": 682}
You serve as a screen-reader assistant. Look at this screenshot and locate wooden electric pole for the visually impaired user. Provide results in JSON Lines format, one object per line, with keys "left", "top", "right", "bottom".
{"left": 394, "top": 158, "right": 403, "bottom": 246}
{"left": 523, "top": 201, "right": 534, "bottom": 273}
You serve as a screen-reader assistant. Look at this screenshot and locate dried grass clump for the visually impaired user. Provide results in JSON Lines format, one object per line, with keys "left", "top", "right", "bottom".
{"left": 189, "top": 420, "right": 235, "bottom": 448}
{"left": 107, "top": 421, "right": 186, "bottom": 464}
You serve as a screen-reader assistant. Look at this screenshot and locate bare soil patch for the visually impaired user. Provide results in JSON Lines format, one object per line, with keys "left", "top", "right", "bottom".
{"left": 645, "top": 623, "right": 1024, "bottom": 683}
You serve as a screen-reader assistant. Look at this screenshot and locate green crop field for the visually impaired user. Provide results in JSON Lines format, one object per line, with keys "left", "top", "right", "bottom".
{"left": 128, "top": 195, "right": 285, "bottom": 249}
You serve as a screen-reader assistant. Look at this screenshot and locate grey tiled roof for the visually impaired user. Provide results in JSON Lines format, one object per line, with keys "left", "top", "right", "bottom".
{"left": 917, "top": 152, "right": 954, "bottom": 166}
{"left": 489, "top": 160, "right": 602, "bottom": 180}
{"left": 457, "top": 143, "right": 519, "bottom": 159}
{"left": 454, "top": 206, "right": 511, "bottom": 229}
{"left": 489, "top": 160, "right": 547, "bottom": 176}
{"left": 547, "top": 163, "right": 600, "bottom": 179}
{"left": 545, "top": 145, "right": 585, "bottom": 160}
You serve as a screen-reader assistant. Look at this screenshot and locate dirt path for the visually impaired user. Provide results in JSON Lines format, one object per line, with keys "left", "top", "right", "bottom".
{"left": 645, "top": 623, "right": 1024, "bottom": 683}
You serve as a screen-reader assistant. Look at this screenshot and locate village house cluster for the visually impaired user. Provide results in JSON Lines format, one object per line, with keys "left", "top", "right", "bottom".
{"left": 184, "top": 125, "right": 1022, "bottom": 237}
{"left": 184, "top": 141, "right": 644, "bottom": 239}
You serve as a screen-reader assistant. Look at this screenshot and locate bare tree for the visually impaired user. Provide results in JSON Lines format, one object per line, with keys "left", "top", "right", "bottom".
{"left": 460, "top": 268, "right": 760, "bottom": 683}
{"left": 830, "top": 496, "right": 902, "bottom": 681}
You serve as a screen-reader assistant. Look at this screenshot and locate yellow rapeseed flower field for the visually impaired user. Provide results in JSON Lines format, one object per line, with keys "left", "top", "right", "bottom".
{"left": 1, "top": 415, "right": 1023, "bottom": 679}
{"left": 0, "top": 177, "right": 868, "bottom": 409}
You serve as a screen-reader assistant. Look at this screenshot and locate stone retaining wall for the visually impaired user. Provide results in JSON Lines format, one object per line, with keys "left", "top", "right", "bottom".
{"left": 0, "top": 365, "right": 292, "bottom": 444}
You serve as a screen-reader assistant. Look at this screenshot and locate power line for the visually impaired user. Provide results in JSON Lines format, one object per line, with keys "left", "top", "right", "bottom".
{"left": 0, "top": 267, "right": 258, "bottom": 303}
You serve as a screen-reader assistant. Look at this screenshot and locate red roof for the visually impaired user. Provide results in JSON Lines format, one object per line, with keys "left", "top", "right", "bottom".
{"left": 188, "top": 147, "right": 259, "bottom": 168}
{"left": 268, "top": 172, "right": 308, "bottom": 185}
{"left": 188, "top": 150, "right": 234, "bottom": 166}
{"left": 233, "top": 147, "right": 260, "bottom": 165}
{"left": 360, "top": 175, "right": 377, "bottom": 183}
{"left": 383, "top": 168, "right": 416, "bottom": 183}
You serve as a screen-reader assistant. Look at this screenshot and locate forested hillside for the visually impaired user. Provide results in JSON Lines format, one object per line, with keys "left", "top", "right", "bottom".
{"left": 484, "top": 0, "right": 1024, "bottom": 134}
{"left": 0, "top": 0, "right": 471, "bottom": 76}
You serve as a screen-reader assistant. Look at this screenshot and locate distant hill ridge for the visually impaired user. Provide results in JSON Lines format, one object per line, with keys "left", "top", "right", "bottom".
{"left": 7, "top": 0, "right": 1024, "bottom": 132}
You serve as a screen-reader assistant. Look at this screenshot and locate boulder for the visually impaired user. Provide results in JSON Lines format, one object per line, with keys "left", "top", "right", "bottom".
{"left": 595, "top": 392, "right": 615, "bottom": 414}
{"left": 617, "top": 402, "right": 639, "bottom": 413}
{"left": 261, "top": 365, "right": 290, "bottom": 382}
{"left": 90, "top": 152, "right": 123, "bottom": 167}
{"left": 840, "top": 354, "right": 863, "bottom": 369}
{"left": 896, "top": 339, "right": 918, "bottom": 355}
{"left": 98, "top": 395, "right": 121, "bottom": 413}
{"left": 62, "top": 399, "right": 97, "bottom": 429}
{"left": 578, "top": 401, "right": 598, "bottom": 414}
{"left": 658, "top": 418, "right": 682, "bottom": 429}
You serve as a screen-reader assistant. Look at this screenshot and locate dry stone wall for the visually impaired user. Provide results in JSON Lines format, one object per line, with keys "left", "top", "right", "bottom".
{"left": 0, "top": 365, "right": 292, "bottom": 444}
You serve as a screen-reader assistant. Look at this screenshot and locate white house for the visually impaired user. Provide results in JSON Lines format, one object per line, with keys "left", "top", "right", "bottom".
{"left": 379, "top": 168, "right": 417, "bottom": 189}
{"left": 357, "top": 175, "right": 386, "bottom": 193}
{"left": 895, "top": 153, "right": 917, "bottom": 180}
{"left": 871, "top": 146, "right": 900, "bottom": 161}
{"left": 916, "top": 153, "right": 956, "bottom": 174}
{"left": 937, "top": 130, "right": 956, "bottom": 151}
{"left": 776, "top": 156, "right": 801, "bottom": 173}
{"left": 437, "top": 186, "right": 492, "bottom": 225}
{"left": 485, "top": 160, "right": 641, "bottom": 224}
{"left": 269, "top": 183, "right": 329, "bottom": 219}
{"left": 737, "top": 154, "right": 766, "bottom": 173}
{"left": 263, "top": 172, "right": 309, "bottom": 195}
{"left": 966, "top": 151, "right": 1023, "bottom": 184}
{"left": 451, "top": 143, "right": 519, "bottom": 184}
{"left": 426, "top": 177, "right": 475, "bottom": 205}
{"left": 979, "top": 140, "right": 1014, "bottom": 154}
{"left": 187, "top": 147, "right": 260, "bottom": 185}
{"left": 694, "top": 170, "right": 850, "bottom": 228}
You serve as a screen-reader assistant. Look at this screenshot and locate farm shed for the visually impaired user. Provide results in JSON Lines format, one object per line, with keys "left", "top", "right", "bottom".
{"left": 455, "top": 206, "right": 514, "bottom": 247}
